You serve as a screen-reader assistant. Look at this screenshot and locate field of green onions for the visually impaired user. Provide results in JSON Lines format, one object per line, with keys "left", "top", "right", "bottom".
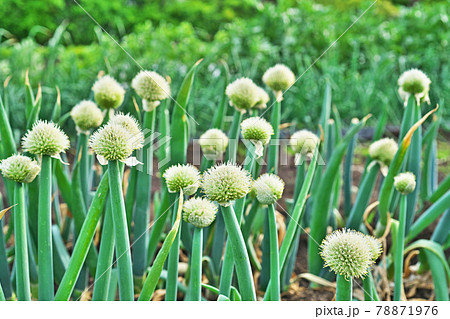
{"left": 0, "top": 62, "right": 448, "bottom": 302}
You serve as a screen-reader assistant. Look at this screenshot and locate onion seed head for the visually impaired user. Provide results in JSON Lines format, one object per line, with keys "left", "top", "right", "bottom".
{"left": 182, "top": 197, "right": 217, "bottom": 228}
{"left": 262, "top": 64, "right": 295, "bottom": 92}
{"left": 394, "top": 172, "right": 416, "bottom": 195}
{"left": 92, "top": 75, "right": 125, "bottom": 110}
{"left": 289, "top": 130, "right": 319, "bottom": 155}
{"left": 89, "top": 123, "right": 135, "bottom": 161}
{"left": 22, "top": 120, "right": 70, "bottom": 156}
{"left": 225, "top": 77, "right": 260, "bottom": 112}
{"left": 240, "top": 117, "right": 274, "bottom": 145}
{"left": 163, "top": 164, "right": 200, "bottom": 196}
{"left": 70, "top": 100, "right": 104, "bottom": 132}
{"left": 132, "top": 70, "right": 170, "bottom": 103}
{"left": 199, "top": 129, "right": 229, "bottom": 160}
{"left": 369, "top": 138, "right": 398, "bottom": 167}
{"left": 253, "top": 173, "right": 284, "bottom": 205}
{"left": 0, "top": 154, "right": 40, "bottom": 183}
{"left": 109, "top": 113, "right": 144, "bottom": 150}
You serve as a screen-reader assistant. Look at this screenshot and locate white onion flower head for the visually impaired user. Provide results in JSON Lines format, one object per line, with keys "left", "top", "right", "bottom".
{"left": 241, "top": 117, "right": 274, "bottom": 157}
{"left": 199, "top": 129, "right": 229, "bottom": 160}
{"left": 364, "top": 236, "right": 383, "bottom": 262}
{"left": 254, "top": 86, "right": 270, "bottom": 109}
{"left": 320, "top": 229, "right": 378, "bottom": 279}
{"left": 92, "top": 75, "right": 125, "bottom": 110}
{"left": 22, "top": 120, "right": 70, "bottom": 157}
{"left": 290, "top": 130, "right": 319, "bottom": 156}
{"left": 163, "top": 164, "right": 200, "bottom": 196}
{"left": 0, "top": 154, "right": 40, "bottom": 184}
{"left": 132, "top": 71, "right": 170, "bottom": 111}
{"left": 70, "top": 100, "right": 104, "bottom": 133}
{"left": 225, "top": 78, "right": 260, "bottom": 112}
{"left": 398, "top": 69, "right": 431, "bottom": 104}
{"left": 109, "top": 113, "right": 144, "bottom": 150}
{"left": 253, "top": 173, "right": 284, "bottom": 205}
{"left": 394, "top": 172, "right": 416, "bottom": 195}
{"left": 202, "top": 162, "right": 252, "bottom": 206}
{"left": 262, "top": 64, "right": 295, "bottom": 92}
{"left": 183, "top": 197, "right": 217, "bottom": 228}
{"left": 369, "top": 138, "right": 398, "bottom": 167}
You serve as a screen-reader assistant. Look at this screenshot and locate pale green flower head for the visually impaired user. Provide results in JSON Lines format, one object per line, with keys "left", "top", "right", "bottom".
{"left": 254, "top": 86, "right": 270, "bottom": 109}
{"left": 253, "top": 173, "right": 284, "bottom": 205}
{"left": 92, "top": 75, "right": 125, "bottom": 110}
{"left": 163, "top": 164, "right": 200, "bottom": 196}
{"left": 225, "top": 78, "right": 260, "bottom": 112}
{"left": 0, "top": 154, "right": 40, "bottom": 184}
{"left": 262, "top": 64, "right": 295, "bottom": 92}
{"left": 289, "top": 130, "right": 319, "bottom": 155}
{"left": 132, "top": 70, "right": 170, "bottom": 108}
{"left": 320, "top": 229, "right": 376, "bottom": 279}
{"left": 398, "top": 69, "right": 431, "bottom": 95}
{"left": 364, "top": 235, "right": 383, "bottom": 262}
{"left": 183, "top": 197, "right": 217, "bottom": 228}
{"left": 70, "top": 100, "right": 104, "bottom": 132}
{"left": 369, "top": 138, "right": 398, "bottom": 167}
{"left": 89, "top": 123, "right": 135, "bottom": 162}
{"left": 241, "top": 117, "right": 274, "bottom": 145}
{"left": 199, "top": 129, "right": 229, "bottom": 160}
{"left": 22, "top": 120, "right": 70, "bottom": 156}
{"left": 109, "top": 113, "right": 144, "bottom": 150}
{"left": 202, "top": 162, "right": 252, "bottom": 206}
{"left": 394, "top": 172, "right": 416, "bottom": 195}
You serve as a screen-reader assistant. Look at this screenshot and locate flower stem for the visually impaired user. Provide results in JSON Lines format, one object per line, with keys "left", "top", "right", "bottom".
{"left": 38, "top": 155, "right": 54, "bottom": 300}
{"left": 14, "top": 182, "right": 31, "bottom": 300}
{"left": 221, "top": 204, "right": 256, "bottom": 301}
{"left": 336, "top": 274, "right": 352, "bottom": 301}
{"left": 77, "top": 132, "right": 90, "bottom": 207}
{"left": 394, "top": 195, "right": 407, "bottom": 301}
{"left": 0, "top": 281, "right": 5, "bottom": 301}
{"left": 189, "top": 227, "right": 203, "bottom": 301}
{"left": 108, "top": 160, "right": 134, "bottom": 300}
{"left": 268, "top": 204, "right": 280, "bottom": 301}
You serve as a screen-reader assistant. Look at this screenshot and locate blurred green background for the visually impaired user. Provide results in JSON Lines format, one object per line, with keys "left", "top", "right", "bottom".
{"left": 0, "top": 0, "right": 448, "bottom": 135}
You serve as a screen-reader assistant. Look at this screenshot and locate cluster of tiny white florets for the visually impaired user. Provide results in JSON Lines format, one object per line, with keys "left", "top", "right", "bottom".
{"left": 70, "top": 100, "right": 104, "bottom": 132}
{"left": 90, "top": 123, "right": 135, "bottom": 161}
{"left": 398, "top": 69, "right": 431, "bottom": 96}
{"left": 253, "top": 173, "right": 285, "bottom": 205}
{"left": 225, "top": 78, "right": 260, "bottom": 112}
{"left": 262, "top": 64, "right": 295, "bottom": 92}
{"left": 92, "top": 75, "right": 125, "bottom": 110}
{"left": 201, "top": 162, "right": 252, "bottom": 206}
{"left": 22, "top": 120, "right": 70, "bottom": 156}
{"left": 163, "top": 164, "right": 200, "bottom": 196}
{"left": 289, "top": 130, "right": 319, "bottom": 155}
{"left": 199, "top": 129, "right": 229, "bottom": 160}
{"left": 368, "top": 138, "right": 398, "bottom": 167}
{"left": 394, "top": 172, "right": 416, "bottom": 195}
{"left": 320, "top": 229, "right": 381, "bottom": 279}
{"left": 109, "top": 113, "right": 144, "bottom": 150}
{"left": 254, "top": 86, "right": 270, "bottom": 109}
{"left": 182, "top": 197, "right": 217, "bottom": 228}
{"left": 132, "top": 70, "right": 171, "bottom": 104}
{"left": 0, "top": 154, "right": 40, "bottom": 184}
{"left": 240, "top": 117, "right": 274, "bottom": 145}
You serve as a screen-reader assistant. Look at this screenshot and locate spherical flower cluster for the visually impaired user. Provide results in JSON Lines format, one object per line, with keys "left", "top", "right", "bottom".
{"left": 241, "top": 117, "right": 274, "bottom": 145}
{"left": 368, "top": 138, "right": 398, "bottom": 167}
{"left": 70, "top": 100, "right": 104, "bottom": 132}
{"left": 202, "top": 162, "right": 252, "bottom": 206}
{"left": 262, "top": 64, "right": 295, "bottom": 92}
{"left": 365, "top": 236, "right": 383, "bottom": 261}
{"left": 92, "top": 75, "right": 125, "bottom": 110}
{"left": 289, "top": 130, "right": 319, "bottom": 155}
{"left": 398, "top": 69, "right": 431, "bottom": 96}
{"left": 394, "top": 172, "right": 416, "bottom": 195}
{"left": 109, "top": 113, "right": 144, "bottom": 150}
{"left": 22, "top": 120, "right": 70, "bottom": 156}
{"left": 199, "top": 129, "right": 229, "bottom": 160}
{"left": 132, "top": 71, "right": 170, "bottom": 111}
{"left": 163, "top": 164, "right": 200, "bottom": 196}
{"left": 253, "top": 173, "right": 284, "bottom": 205}
{"left": 320, "top": 229, "right": 381, "bottom": 279}
{"left": 225, "top": 78, "right": 260, "bottom": 112}
{"left": 0, "top": 154, "right": 40, "bottom": 184}
{"left": 254, "top": 86, "right": 270, "bottom": 109}
{"left": 90, "top": 123, "right": 135, "bottom": 162}
{"left": 182, "top": 197, "right": 217, "bottom": 228}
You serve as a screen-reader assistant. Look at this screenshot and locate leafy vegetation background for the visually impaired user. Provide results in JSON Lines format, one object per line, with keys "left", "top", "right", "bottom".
{"left": 0, "top": 0, "right": 448, "bottom": 135}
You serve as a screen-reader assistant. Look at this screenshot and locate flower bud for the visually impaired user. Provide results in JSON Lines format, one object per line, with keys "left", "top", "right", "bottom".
{"left": 289, "top": 130, "right": 319, "bottom": 155}
{"left": 163, "top": 164, "right": 200, "bottom": 196}
{"left": 70, "top": 100, "right": 104, "bottom": 132}
{"left": 368, "top": 138, "right": 398, "bottom": 167}
{"left": 262, "top": 64, "right": 295, "bottom": 92}
{"left": 90, "top": 123, "right": 135, "bottom": 161}
{"left": 394, "top": 172, "right": 416, "bottom": 195}
{"left": 225, "top": 78, "right": 260, "bottom": 112}
{"left": 0, "top": 154, "right": 40, "bottom": 183}
{"left": 109, "top": 113, "right": 144, "bottom": 150}
{"left": 199, "top": 129, "right": 229, "bottom": 160}
{"left": 22, "top": 120, "right": 70, "bottom": 156}
{"left": 183, "top": 197, "right": 217, "bottom": 228}
{"left": 132, "top": 71, "right": 170, "bottom": 111}
{"left": 253, "top": 173, "right": 284, "bottom": 205}
{"left": 202, "top": 162, "right": 252, "bottom": 206}
{"left": 92, "top": 75, "right": 125, "bottom": 110}
{"left": 241, "top": 117, "right": 274, "bottom": 145}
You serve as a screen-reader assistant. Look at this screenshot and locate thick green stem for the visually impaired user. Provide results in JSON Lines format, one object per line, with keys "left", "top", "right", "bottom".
{"left": 14, "top": 183, "right": 31, "bottom": 301}
{"left": 394, "top": 196, "right": 407, "bottom": 301}
{"left": 336, "top": 274, "right": 352, "bottom": 301}
{"left": 0, "top": 218, "right": 12, "bottom": 299}
{"left": 38, "top": 155, "right": 54, "bottom": 300}
{"left": 77, "top": 132, "right": 90, "bottom": 207}
{"left": 225, "top": 111, "right": 243, "bottom": 163}
{"left": 221, "top": 205, "right": 256, "bottom": 301}
{"left": 108, "top": 160, "right": 134, "bottom": 300}
{"left": 189, "top": 227, "right": 203, "bottom": 301}
{"left": 268, "top": 204, "right": 280, "bottom": 301}
{"left": 362, "top": 274, "right": 373, "bottom": 301}
{"left": 267, "top": 99, "right": 281, "bottom": 174}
